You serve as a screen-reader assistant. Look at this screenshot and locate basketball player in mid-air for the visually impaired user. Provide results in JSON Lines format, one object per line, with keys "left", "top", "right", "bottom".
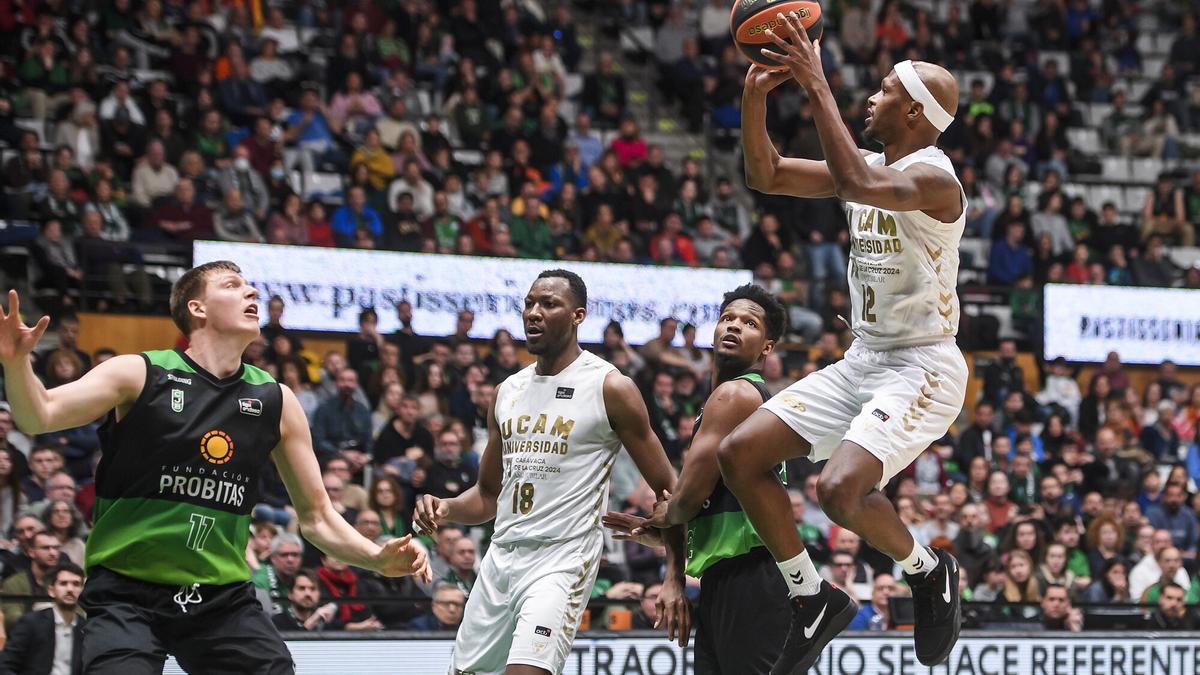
{"left": 0, "top": 262, "right": 430, "bottom": 674}
{"left": 721, "top": 12, "right": 969, "bottom": 674}
{"left": 604, "top": 284, "right": 790, "bottom": 674}
{"left": 414, "top": 269, "right": 690, "bottom": 675}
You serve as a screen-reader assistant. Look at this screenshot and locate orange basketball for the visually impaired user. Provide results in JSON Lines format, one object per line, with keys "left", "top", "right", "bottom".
{"left": 730, "top": 0, "right": 824, "bottom": 69}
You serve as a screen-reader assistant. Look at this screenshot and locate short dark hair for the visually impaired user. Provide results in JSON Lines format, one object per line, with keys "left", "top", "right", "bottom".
{"left": 536, "top": 269, "right": 587, "bottom": 308}
{"left": 49, "top": 562, "right": 84, "bottom": 585}
{"left": 720, "top": 284, "right": 786, "bottom": 341}
{"left": 170, "top": 261, "right": 243, "bottom": 336}
{"left": 292, "top": 568, "right": 319, "bottom": 588}
{"left": 359, "top": 307, "right": 378, "bottom": 324}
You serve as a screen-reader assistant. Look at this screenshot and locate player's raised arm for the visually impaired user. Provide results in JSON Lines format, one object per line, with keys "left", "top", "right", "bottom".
{"left": 604, "top": 370, "right": 691, "bottom": 646}
{"left": 414, "top": 396, "right": 503, "bottom": 530}
{"left": 764, "top": 12, "right": 961, "bottom": 214}
{"left": 742, "top": 64, "right": 838, "bottom": 198}
{"left": 273, "top": 384, "right": 431, "bottom": 582}
{"left": 0, "top": 291, "right": 143, "bottom": 434}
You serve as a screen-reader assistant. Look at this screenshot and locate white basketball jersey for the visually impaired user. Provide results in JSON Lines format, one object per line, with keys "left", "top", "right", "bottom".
{"left": 844, "top": 146, "right": 967, "bottom": 350}
{"left": 491, "top": 350, "right": 622, "bottom": 545}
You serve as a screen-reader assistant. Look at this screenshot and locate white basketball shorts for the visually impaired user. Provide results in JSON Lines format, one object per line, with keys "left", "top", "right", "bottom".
{"left": 761, "top": 339, "right": 967, "bottom": 488}
{"left": 449, "top": 531, "right": 603, "bottom": 674}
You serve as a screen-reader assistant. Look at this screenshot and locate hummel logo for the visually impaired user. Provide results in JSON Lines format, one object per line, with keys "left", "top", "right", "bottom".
{"left": 803, "top": 604, "right": 827, "bottom": 639}
{"left": 789, "top": 571, "right": 804, "bottom": 584}
{"left": 911, "top": 559, "right": 924, "bottom": 571}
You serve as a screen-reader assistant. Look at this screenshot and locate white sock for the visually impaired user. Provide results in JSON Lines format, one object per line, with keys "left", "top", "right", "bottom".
{"left": 898, "top": 543, "right": 939, "bottom": 577}
{"left": 777, "top": 550, "right": 822, "bottom": 597}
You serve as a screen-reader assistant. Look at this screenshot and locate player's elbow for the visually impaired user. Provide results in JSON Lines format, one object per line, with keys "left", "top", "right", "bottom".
{"left": 833, "top": 177, "right": 867, "bottom": 203}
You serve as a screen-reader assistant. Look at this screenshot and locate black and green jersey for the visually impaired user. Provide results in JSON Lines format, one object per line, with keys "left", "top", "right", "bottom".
{"left": 85, "top": 349, "right": 282, "bottom": 586}
{"left": 686, "top": 372, "right": 783, "bottom": 578}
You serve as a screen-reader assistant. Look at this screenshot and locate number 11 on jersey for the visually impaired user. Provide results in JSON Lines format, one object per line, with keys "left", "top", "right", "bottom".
{"left": 511, "top": 482, "right": 535, "bottom": 515}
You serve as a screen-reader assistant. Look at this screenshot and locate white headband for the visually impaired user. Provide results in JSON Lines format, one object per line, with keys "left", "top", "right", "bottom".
{"left": 894, "top": 60, "right": 954, "bottom": 132}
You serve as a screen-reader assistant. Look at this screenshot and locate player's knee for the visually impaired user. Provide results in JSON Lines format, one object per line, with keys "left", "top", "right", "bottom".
{"left": 816, "top": 472, "right": 858, "bottom": 521}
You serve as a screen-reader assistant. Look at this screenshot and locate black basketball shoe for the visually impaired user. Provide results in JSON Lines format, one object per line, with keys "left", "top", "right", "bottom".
{"left": 769, "top": 580, "right": 857, "bottom": 675}
{"left": 904, "top": 547, "right": 962, "bottom": 666}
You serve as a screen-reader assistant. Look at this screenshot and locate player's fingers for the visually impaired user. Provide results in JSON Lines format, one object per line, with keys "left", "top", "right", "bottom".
{"left": 394, "top": 533, "right": 412, "bottom": 546}
{"left": 6, "top": 290, "right": 17, "bottom": 322}
{"left": 779, "top": 11, "right": 804, "bottom": 45}
{"left": 786, "top": 10, "right": 811, "bottom": 45}
{"left": 29, "top": 315, "right": 49, "bottom": 342}
{"left": 679, "top": 602, "right": 691, "bottom": 647}
{"left": 761, "top": 26, "right": 793, "bottom": 52}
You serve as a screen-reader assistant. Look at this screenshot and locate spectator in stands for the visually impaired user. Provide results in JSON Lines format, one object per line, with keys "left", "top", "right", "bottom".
{"left": 1150, "top": 582, "right": 1195, "bottom": 629}
{"left": 271, "top": 569, "right": 338, "bottom": 632}
{"left": 332, "top": 186, "right": 383, "bottom": 248}
{"left": 1041, "top": 584, "right": 1083, "bottom": 631}
{"left": 988, "top": 220, "right": 1034, "bottom": 285}
{"left": 148, "top": 178, "right": 214, "bottom": 242}
{"left": 1142, "top": 175, "right": 1191, "bottom": 247}
{"left": 848, "top": 574, "right": 897, "bottom": 630}
{"left": 442, "top": 537, "right": 476, "bottom": 595}
{"left": 1139, "top": 547, "right": 1197, "bottom": 603}
{"left": 129, "top": 139, "right": 177, "bottom": 209}
{"left": 581, "top": 52, "right": 626, "bottom": 129}
{"left": 406, "top": 582, "right": 465, "bottom": 631}
{"left": 1146, "top": 482, "right": 1198, "bottom": 557}
{"left": 1130, "top": 529, "right": 1188, "bottom": 599}
{"left": 213, "top": 188, "right": 264, "bottom": 243}
{"left": 22, "top": 448, "right": 65, "bottom": 504}
{"left": 316, "top": 552, "right": 381, "bottom": 632}
{"left": 0, "top": 562, "right": 84, "bottom": 675}
{"left": 217, "top": 145, "right": 269, "bottom": 221}
{"left": 311, "top": 368, "right": 372, "bottom": 459}
{"left": 323, "top": 456, "right": 367, "bottom": 512}
{"left": 421, "top": 430, "right": 478, "bottom": 501}
{"left": 1, "top": 532, "right": 61, "bottom": 630}
{"left": 40, "top": 500, "right": 84, "bottom": 567}
{"left": 1135, "top": 234, "right": 1184, "bottom": 287}
{"left": 285, "top": 86, "right": 344, "bottom": 175}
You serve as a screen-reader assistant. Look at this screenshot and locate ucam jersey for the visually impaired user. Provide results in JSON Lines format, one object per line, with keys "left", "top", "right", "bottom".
{"left": 845, "top": 146, "right": 967, "bottom": 350}
{"left": 491, "top": 350, "right": 622, "bottom": 545}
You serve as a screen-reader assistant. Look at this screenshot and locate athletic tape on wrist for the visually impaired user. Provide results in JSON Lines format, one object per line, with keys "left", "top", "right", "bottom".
{"left": 894, "top": 60, "right": 954, "bottom": 132}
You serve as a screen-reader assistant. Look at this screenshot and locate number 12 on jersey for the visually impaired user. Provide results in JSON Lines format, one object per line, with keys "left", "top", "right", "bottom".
{"left": 861, "top": 284, "right": 877, "bottom": 323}
{"left": 511, "top": 482, "right": 535, "bottom": 515}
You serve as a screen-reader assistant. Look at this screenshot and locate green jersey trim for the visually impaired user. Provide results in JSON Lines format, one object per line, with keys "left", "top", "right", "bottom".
{"left": 241, "top": 364, "right": 275, "bottom": 385}
{"left": 86, "top": 496, "right": 251, "bottom": 586}
{"left": 145, "top": 349, "right": 197, "bottom": 373}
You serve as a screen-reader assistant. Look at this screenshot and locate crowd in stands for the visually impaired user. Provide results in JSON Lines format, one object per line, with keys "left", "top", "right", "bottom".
{"left": 0, "top": 0, "right": 1196, "bottom": 658}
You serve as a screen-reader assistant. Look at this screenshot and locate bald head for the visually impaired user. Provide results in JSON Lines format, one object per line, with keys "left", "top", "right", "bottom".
{"left": 909, "top": 62, "right": 959, "bottom": 120}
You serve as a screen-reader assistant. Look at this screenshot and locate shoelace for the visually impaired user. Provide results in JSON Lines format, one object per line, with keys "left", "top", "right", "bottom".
{"left": 173, "top": 583, "right": 203, "bottom": 614}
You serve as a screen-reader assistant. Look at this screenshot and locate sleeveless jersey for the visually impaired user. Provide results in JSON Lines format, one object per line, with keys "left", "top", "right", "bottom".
{"left": 491, "top": 350, "right": 621, "bottom": 545}
{"left": 686, "top": 373, "right": 778, "bottom": 577}
{"left": 845, "top": 146, "right": 967, "bottom": 350}
{"left": 86, "top": 349, "right": 282, "bottom": 586}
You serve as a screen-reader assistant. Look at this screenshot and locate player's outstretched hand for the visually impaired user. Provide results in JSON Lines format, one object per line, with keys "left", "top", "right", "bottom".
{"left": 412, "top": 494, "right": 449, "bottom": 535}
{"left": 633, "top": 489, "right": 672, "bottom": 532}
{"left": 601, "top": 511, "right": 664, "bottom": 548}
{"left": 374, "top": 534, "right": 432, "bottom": 583}
{"left": 656, "top": 575, "right": 691, "bottom": 648}
{"left": 0, "top": 290, "right": 49, "bottom": 366}
{"left": 761, "top": 10, "right": 825, "bottom": 91}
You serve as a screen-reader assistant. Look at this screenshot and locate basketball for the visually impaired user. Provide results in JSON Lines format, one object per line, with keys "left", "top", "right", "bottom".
{"left": 730, "top": 0, "right": 824, "bottom": 69}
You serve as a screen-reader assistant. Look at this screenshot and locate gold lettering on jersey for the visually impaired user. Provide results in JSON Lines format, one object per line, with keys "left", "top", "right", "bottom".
{"left": 851, "top": 208, "right": 901, "bottom": 254}
{"left": 500, "top": 414, "right": 576, "bottom": 455}
{"left": 549, "top": 416, "right": 575, "bottom": 440}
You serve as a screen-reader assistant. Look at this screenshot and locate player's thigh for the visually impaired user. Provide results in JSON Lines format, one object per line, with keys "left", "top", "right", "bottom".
{"left": 842, "top": 344, "right": 967, "bottom": 487}
{"left": 170, "top": 585, "right": 294, "bottom": 675}
{"left": 80, "top": 602, "right": 169, "bottom": 675}
{"left": 451, "top": 549, "right": 517, "bottom": 675}
{"left": 508, "top": 536, "right": 602, "bottom": 673}
{"left": 705, "top": 552, "right": 789, "bottom": 675}
{"left": 756, "top": 359, "right": 862, "bottom": 463}
{"left": 78, "top": 569, "right": 170, "bottom": 675}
